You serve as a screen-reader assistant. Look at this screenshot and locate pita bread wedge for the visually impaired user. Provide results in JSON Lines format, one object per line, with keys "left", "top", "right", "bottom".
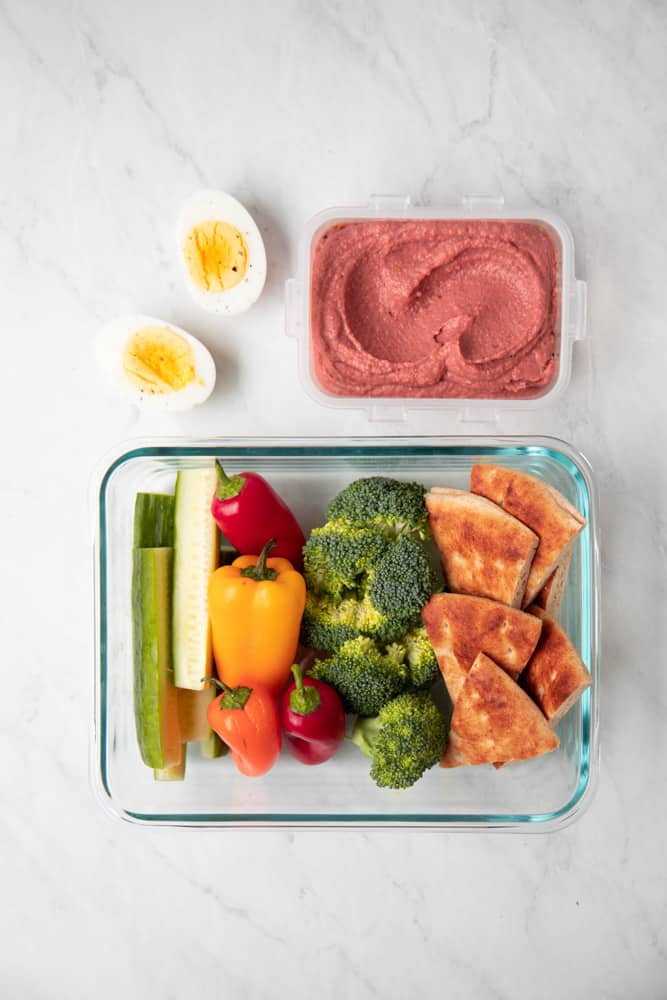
{"left": 470, "top": 464, "right": 586, "bottom": 607}
{"left": 425, "top": 488, "right": 538, "bottom": 608}
{"left": 422, "top": 593, "right": 542, "bottom": 702}
{"left": 440, "top": 652, "right": 559, "bottom": 768}
{"left": 532, "top": 548, "right": 573, "bottom": 618}
{"left": 523, "top": 606, "right": 592, "bottom": 725}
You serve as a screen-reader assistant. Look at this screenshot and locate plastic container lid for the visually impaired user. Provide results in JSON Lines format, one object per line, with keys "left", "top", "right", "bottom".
{"left": 286, "top": 195, "right": 587, "bottom": 422}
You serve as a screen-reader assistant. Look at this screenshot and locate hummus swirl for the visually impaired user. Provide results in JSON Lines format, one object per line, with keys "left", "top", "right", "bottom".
{"left": 310, "top": 220, "right": 559, "bottom": 399}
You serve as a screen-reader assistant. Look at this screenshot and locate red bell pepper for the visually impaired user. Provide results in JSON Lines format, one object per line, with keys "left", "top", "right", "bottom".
{"left": 280, "top": 665, "right": 346, "bottom": 765}
{"left": 211, "top": 462, "right": 306, "bottom": 569}
{"left": 206, "top": 678, "right": 281, "bottom": 777}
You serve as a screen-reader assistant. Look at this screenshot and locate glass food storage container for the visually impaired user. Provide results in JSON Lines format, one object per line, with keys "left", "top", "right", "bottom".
{"left": 92, "top": 436, "right": 599, "bottom": 830}
{"left": 285, "top": 196, "right": 587, "bottom": 421}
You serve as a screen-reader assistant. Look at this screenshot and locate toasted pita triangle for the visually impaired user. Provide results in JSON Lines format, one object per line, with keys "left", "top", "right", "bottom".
{"left": 440, "top": 652, "right": 559, "bottom": 767}
{"left": 523, "top": 606, "right": 592, "bottom": 725}
{"left": 426, "top": 489, "right": 538, "bottom": 608}
{"left": 470, "top": 465, "right": 585, "bottom": 607}
{"left": 422, "top": 593, "right": 542, "bottom": 702}
{"left": 532, "top": 548, "right": 573, "bottom": 618}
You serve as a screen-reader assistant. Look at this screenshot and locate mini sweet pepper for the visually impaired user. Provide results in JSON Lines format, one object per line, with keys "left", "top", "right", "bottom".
{"left": 280, "top": 664, "right": 346, "bottom": 765}
{"left": 211, "top": 462, "right": 306, "bottom": 569}
{"left": 208, "top": 538, "right": 306, "bottom": 697}
{"left": 205, "top": 678, "right": 281, "bottom": 777}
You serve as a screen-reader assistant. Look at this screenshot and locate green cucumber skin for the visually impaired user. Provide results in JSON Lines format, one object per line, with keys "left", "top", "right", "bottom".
{"left": 133, "top": 493, "right": 175, "bottom": 549}
{"left": 200, "top": 730, "right": 228, "bottom": 759}
{"left": 132, "top": 547, "right": 179, "bottom": 769}
{"left": 172, "top": 468, "right": 219, "bottom": 690}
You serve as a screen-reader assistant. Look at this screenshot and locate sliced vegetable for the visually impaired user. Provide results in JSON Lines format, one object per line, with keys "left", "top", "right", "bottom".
{"left": 132, "top": 546, "right": 183, "bottom": 770}
{"left": 153, "top": 755, "right": 186, "bottom": 781}
{"left": 133, "top": 492, "right": 175, "bottom": 548}
{"left": 199, "top": 729, "right": 228, "bottom": 759}
{"left": 211, "top": 461, "right": 306, "bottom": 569}
{"left": 280, "top": 664, "right": 345, "bottom": 765}
{"left": 177, "top": 687, "right": 215, "bottom": 742}
{"left": 172, "top": 466, "right": 219, "bottom": 690}
{"left": 176, "top": 686, "right": 228, "bottom": 758}
{"left": 206, "top": 679, "right": 281, "bottom": 777}
{"left": 132, "top": 492, "right": 184, "bottom": 777}
{"left": 208, "top": 539, "right": 306, "bottom": 697}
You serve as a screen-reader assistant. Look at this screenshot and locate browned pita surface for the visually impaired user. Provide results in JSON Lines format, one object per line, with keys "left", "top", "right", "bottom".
{"left": 470, "top": 465, "right": 585, "bottom": 607}
{"left": 533, "top": 548, "right": 573, "bottom": 617}
{"left": 425, "top": 489, "right": 538, "bottom": 608}
{"left": 422, "top": 593, "right": 542, "bottom": 702}
{"left": 441, "top": 652, "right": 559, "bottom": 767}
{"left": 523, "top": 606, "right": 592, "bottom": 725}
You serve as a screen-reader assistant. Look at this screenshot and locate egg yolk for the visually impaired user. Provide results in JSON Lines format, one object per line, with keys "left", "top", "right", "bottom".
{"left": 122, "top": 326, "right": 196, "bottom": 394}
{"left": 183, "top": 220, "right": 248, "bottom": 292}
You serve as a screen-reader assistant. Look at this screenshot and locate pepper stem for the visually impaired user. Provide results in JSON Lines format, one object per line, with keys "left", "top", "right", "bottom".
{"left": 215, "top": 461, "right": 246, "bottom": 501}
{"left": 289, "top": 664, "right": 321, "bottom": 716}
{"left": 203, "top": 676, "right": 252, "bottom": 710}
{"left": 240, "top": 538, "right": 278, "bottom": 581}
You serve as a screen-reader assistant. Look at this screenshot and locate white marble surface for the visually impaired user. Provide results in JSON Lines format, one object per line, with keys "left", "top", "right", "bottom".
{"left": 1, "top": 0, "right": 666, "bottom": 996}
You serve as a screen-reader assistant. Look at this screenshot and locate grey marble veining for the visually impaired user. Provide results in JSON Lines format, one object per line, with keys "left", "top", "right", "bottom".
{"left": 1, "top": 0, "right": 666, "bottom": 997}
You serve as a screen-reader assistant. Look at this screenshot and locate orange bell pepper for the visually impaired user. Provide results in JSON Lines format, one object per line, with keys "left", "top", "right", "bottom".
{"left": 208, "top": 538, "right": 306, "bottom": 697}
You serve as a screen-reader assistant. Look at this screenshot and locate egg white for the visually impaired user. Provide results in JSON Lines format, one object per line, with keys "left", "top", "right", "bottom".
{"left": 178, "top": 190, "right": 267, "bottom": 315}
{"left": 96, "top": 314, "right": 216, "bottom": 412}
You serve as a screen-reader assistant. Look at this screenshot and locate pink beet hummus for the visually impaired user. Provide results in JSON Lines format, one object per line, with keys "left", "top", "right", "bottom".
{"left": 310, "top": 219, "right": 559, "bottom": 399}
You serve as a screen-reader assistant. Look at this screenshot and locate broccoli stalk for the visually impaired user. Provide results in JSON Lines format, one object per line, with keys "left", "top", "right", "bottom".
{"left": 349, "top": 714, "right": 382, "bottom": 759}
{"left": 351, "top": 691, "right": 448, "bottom": 789}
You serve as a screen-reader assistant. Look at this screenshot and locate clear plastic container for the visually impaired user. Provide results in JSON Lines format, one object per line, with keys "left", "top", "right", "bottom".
{"left": 92, "top": 436, "right": 599, "bottom": 830}
{"left": 285, "top": 196, "right": 587, "bottom": 421}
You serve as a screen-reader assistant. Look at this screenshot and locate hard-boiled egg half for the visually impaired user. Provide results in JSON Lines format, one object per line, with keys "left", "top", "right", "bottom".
{"left": 178, "top": 190, "right": 267, "bottom": 314}
{"left": 97, "top": 315, "right": 216, "bottom": 411}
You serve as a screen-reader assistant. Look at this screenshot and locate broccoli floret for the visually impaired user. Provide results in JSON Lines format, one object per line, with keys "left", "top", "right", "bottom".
{"left": 303, "top": 521, "right": 390, "bottom": 600}
{"left": 366, "top": 534, "right": 434, "bottom": 625}
{"left": 351, "top": 691, "right": 447, "bottom": 789}
{"left": 310, "top": 636, "right": 408, "bottom": 716}
{"left": 325, "top": 477, "right": 429, "bottom": 540}
{"left": 301, "top": 588, "right": 410, "bottom": 652}
{"left": 401, "top": 625, "right": 440, "bottom": 690}
{"left": 300, "top": 480, "right": 438, "bottom": 656}
{"left": 300, "top": 592, "right": 367, "bottom": 652}
{"left": 354, "top": 595, "right": 407, "bottom": 645}
{"left": 304, "top": 528, "right": 435, "bottom": 640}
